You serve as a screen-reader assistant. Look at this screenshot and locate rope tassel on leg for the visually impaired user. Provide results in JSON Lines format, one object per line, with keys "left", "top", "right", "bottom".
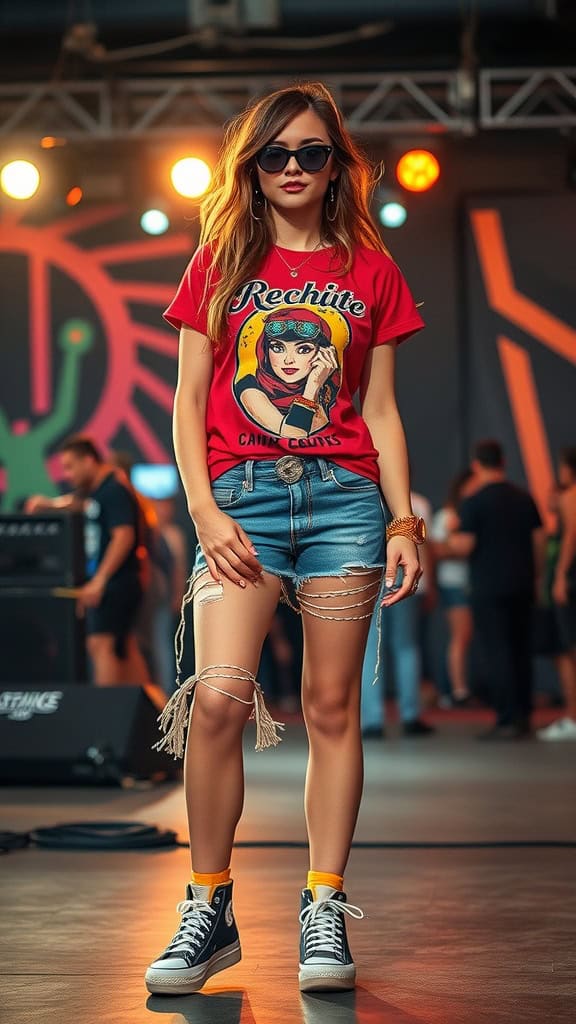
{"left": 153, "top": 665, "right": 285, "bottom": 758}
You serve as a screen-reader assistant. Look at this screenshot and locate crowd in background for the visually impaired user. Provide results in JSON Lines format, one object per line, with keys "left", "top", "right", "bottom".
{"left": 262, "top": 440, "right": 576, "bottom": 743}
{"left": 24, "top": 435, "right": 576, "bottom": 743}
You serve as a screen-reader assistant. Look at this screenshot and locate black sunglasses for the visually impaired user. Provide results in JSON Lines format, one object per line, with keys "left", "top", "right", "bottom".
{"left": 256, "top": 144, "right": 333, "bottom": 174}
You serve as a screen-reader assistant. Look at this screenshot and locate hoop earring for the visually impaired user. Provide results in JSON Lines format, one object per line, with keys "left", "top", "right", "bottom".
{"left": 251, "top": 186, "right": 268, "bottom": 221}
{"left": 326, "top": 181, "right": 338, "bottom": 222}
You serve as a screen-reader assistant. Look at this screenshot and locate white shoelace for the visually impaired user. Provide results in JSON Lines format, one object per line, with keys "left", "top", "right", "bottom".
{"left": 166, "top": 899, "right": 216, "bottom": 954}
{"left": 299, "top": 897, "right": 364, "bottom": 958}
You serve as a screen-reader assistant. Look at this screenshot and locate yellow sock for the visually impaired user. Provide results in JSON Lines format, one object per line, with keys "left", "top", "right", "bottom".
{"left": 307, "top": 870, "right": 344, "bottom": 899}
{"left": 191, "top": 868, "right": 231, "bottom": 899}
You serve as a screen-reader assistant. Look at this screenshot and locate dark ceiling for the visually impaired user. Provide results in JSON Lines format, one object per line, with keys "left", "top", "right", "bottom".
{"left": 0, "top": 2, "right": 574, "bottom": 82}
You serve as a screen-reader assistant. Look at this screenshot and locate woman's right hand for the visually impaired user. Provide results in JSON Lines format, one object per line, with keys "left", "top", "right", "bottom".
{"left": 304, "top": 344, "right": 339, "bottom": 399}
{"left": 193, "top": 503, "right": 263, "bottom": 587}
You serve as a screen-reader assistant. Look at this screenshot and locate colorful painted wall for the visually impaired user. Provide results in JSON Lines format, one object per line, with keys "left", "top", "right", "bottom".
{"left": 0, "top": 205, "right": 195, "bottom": 510}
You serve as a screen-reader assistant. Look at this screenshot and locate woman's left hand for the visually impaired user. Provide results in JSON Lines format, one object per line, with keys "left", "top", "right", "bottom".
{"left": 381, "top": 536, "right": 422, "bottom": 607}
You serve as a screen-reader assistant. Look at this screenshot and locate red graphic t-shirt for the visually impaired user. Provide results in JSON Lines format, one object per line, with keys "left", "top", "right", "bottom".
{"left": 164, "top": 244, "right": 424, "bottom": 483}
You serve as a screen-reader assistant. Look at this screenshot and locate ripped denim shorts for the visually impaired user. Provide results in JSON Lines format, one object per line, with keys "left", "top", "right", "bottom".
{"left": 155, "top": 456, "right": 388, "bottom": 758}
{"left": 193, "top": 455, "right": 387, "bottom": 587}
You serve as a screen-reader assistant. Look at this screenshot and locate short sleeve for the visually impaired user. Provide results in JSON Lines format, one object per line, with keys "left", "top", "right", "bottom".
{"left": 106, "top": 482, "right": 137, "bottom": 531}
{"left": 163, "top": 244, "right": 216, "bottom": 334}
{"left": 371, "top": 256, "right": 425, "bottom": 347}
{"left": 458, "top": 495, "right": 479, "bottom": 535}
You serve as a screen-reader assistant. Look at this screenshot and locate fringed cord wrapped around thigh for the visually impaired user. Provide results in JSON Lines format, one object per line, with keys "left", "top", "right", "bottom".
{"left": 153, "top": 664, "right": 285, "bottom": 758}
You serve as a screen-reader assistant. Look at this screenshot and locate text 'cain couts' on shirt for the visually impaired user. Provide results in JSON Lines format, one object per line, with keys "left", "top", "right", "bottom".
{"left": 164, "top": 244, "right": 425, "bottom": 484}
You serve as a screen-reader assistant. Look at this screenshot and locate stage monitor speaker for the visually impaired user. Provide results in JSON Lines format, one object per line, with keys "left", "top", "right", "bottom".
{"left": 0, "top": 684, "right": 179, "bottom": 784}
{"left": 0, "top": 512, "right": 85, "bottom": 587}
{"left": 0, "top": 591, "right": 86, "bottom": 684}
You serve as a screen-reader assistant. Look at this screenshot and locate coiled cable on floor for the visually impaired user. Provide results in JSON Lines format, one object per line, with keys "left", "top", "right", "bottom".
{"left": 3, "top": 824, "right": 576, "bottom": 854}
{"left": 0, "top": 831, "right": 30, "bottom": 854}
{"left": 29, "top": 822, "right": 178, "bottom": 850}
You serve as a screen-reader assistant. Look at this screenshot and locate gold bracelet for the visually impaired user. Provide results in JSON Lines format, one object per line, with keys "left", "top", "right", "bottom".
{"left": 386, "top": 515, "right": 426, "bottom": 545}
{"left": 293, "top": 396, "right": 318, "bottom": 412}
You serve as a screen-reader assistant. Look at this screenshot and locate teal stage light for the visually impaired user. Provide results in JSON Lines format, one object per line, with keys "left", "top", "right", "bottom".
{"left": 379, "top": 201, "right": 407, "bottom": 228}
{"left": 140, "top": 209, "right": 170, "bottom": 235}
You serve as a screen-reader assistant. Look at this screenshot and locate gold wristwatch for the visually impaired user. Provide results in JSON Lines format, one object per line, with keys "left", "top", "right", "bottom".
{"left": 386, "top": 515, "right": 427, "bottom": 545}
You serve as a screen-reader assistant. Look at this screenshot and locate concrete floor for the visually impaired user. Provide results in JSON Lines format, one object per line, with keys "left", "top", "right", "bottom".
{"left": 2, "top": 712, "right": 576, "bottom": 1024}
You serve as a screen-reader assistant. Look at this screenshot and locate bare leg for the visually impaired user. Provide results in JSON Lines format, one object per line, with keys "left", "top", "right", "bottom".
{"left": 299, "top": 570, "right": 381, "bottom": 875}
{"left": 554, "top": 652, "right": 576, "bottom": 720}
{"left": 117, "top": 634, "right": 153, "bottom": 686}
{"left": 184, "top": 571, "right": 282, "bottom": 872}
{"left": 87, "top": 633, "right": 124, "bottom": 686}
{"left": 446, "top": 606, "right": 473, "bottom": 698}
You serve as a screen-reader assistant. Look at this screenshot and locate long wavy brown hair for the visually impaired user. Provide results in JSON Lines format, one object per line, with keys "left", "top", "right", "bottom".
{"left": 199, "top": 81, "right": 389, "bottom": 344}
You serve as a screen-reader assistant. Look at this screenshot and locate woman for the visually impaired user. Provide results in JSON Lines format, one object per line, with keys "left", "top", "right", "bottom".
{"left": 234, "top": 307, "right": 340, "bottom": 436}
{"left": 431, "top": 470, "right": 475, "bottom": 706}
{"left": 146, "top": 82, "right": 425, "bottom": 997}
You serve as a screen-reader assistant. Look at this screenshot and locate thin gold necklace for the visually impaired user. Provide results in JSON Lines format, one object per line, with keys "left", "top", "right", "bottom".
{"left": 274, "top": 242, "right": 323, "bottom": 278}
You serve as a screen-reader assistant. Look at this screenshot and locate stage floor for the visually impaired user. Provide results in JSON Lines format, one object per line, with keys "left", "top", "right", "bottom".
{"left": 2, "top": 712, "right": 575, "bottom": 1024}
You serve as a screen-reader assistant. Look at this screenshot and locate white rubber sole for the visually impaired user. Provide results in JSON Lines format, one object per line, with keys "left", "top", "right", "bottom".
{"left": 298, "top": 963, "right": 356, "bottom": 992}
{"left": 145, "top": 941, "right": 241, "bottom": 995}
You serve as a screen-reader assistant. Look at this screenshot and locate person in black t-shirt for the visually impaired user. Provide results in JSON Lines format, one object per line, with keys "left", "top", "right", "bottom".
{"left": 29, "top": 436, "right": 151, "bottom": 686}
{"left": 442, "top": 440, "right": 545, "bottom": 739}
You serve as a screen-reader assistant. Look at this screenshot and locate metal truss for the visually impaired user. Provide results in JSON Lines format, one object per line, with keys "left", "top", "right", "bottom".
{"left": 0, "top": 68, "right": 574, "bottom": 140}
{"left": 479, "top": 67, "right": 576, "bottom": 129}
{"left": 0, "top": 72, "right": 473, "bottom": 140}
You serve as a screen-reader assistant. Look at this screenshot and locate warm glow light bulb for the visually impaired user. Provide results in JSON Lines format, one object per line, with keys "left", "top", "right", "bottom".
{"left": 1, "top": 159, "right": 40, "bottom": 200}
{"left": 396, "top": 150, "right": 440, "bottom": 193}
{"left": 170, "top": 157, "right": 212, "bottom": 199}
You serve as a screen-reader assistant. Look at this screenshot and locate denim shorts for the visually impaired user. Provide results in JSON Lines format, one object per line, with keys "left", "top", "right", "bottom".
{"left": 439, "top": 585, "right": 470, "bottom": 609}
{"left": 193, "top": 456, "right": 387, "bottom": 587}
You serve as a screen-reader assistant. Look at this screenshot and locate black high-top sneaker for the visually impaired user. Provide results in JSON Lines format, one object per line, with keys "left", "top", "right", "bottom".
{"left": 145, "top": 881, "right": 241, "bottom": 995}
{"left": 298, "top": 885, "right": 364, "bottom": 992}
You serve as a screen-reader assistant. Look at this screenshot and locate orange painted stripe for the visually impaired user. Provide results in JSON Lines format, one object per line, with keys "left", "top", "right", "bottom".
{"left": 498, "top": 336, "right": 555, "bottom": 530}
{"left": 133, "top": 363, "right": 174, "bottom": 414}
{"left": 124, "top": 405, "right": 169, "bottom": 463}
{"left": 471, "top": 209, "right": 576, "bottom": 366}
{"left": 117, "top": 282, "right": 176, "bottom": 305}
{"left": 92, "top": 233, "right": 191, "bottom": 264}
{"left": 29, "top": 250, "right": 51, "bottom": 414}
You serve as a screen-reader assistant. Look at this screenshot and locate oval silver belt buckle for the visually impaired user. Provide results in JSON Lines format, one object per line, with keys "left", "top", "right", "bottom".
{"left": 275, "top": 456, "right": 304, "bottom": 483}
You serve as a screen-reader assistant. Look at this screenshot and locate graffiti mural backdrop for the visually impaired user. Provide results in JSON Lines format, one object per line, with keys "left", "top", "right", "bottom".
{"left": 0, "top": 205, "right": 194, "bottom": 510}
{"left": 465, "top": 195, "right": 575, "bottom": 526}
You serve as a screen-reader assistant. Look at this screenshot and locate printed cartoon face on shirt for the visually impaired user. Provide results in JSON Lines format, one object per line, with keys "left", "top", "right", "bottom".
{"left": 233, "top": 306, "right": 349, "bottom": 438}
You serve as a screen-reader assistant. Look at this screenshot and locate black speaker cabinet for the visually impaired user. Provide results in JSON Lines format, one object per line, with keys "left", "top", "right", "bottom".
{"left": 0, "top": 512, "right": 85, "bottom": 587}
{"left": 0, "top": 591, "right": 86, "bottom": 684}
{"left": 0, "top": 684, "right": 179, "bottom": 784}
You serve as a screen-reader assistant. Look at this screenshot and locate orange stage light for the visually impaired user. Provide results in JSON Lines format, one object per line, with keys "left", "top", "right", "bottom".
{"left": 396, "top": 150, "right": 440, "bottom": 193}
{"left": 66, "top": 186, "right": 83, "bottom": 206}
{"left": 40, "top": 136, "right": 67, "bottom": 149}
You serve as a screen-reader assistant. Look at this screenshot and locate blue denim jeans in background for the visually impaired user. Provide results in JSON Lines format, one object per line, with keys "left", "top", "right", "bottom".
{"left": 361, "top": 576, "right": 422, "bottom": 727}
